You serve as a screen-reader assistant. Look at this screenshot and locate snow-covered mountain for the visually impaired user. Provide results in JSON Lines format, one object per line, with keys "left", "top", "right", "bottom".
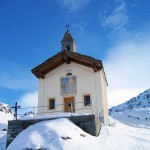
{"left": 109, "top": 88, "right": 150, "bottom": 114}
{"left": 0, "top": 102, "right": 13, "bottom": 115}
{"left": 0, "top": 102, "right": 14, "bottom": 131}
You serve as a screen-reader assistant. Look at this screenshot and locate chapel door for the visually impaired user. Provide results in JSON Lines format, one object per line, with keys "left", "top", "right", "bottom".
{"left": 64, "top": 97, "right": 75, "bottom": 113}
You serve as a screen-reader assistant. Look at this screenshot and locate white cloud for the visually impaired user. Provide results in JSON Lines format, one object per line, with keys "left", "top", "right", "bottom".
{"left": 19, "top": 91, "right": 38, "bottom": 108}
{"left": 104, "top": 35, "right": 150, "bottom": 108}
{"left": 57, "top": 0, "right": 91, "bottom": 13}
{"left": 101, "top": 1, "right": 129, "bottom": 36}
{"left": 18, "top": 91, "right": 38, "bottom": 115}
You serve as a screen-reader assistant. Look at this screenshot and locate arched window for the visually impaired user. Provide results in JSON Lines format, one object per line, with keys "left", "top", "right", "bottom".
{"left": 66, "top": 72, "right": 72, "bottom": 76}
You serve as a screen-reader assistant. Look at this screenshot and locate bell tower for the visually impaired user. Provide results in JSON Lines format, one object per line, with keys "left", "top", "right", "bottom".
{"left": 61, "top": 25, "right": 76, "bottom": 52}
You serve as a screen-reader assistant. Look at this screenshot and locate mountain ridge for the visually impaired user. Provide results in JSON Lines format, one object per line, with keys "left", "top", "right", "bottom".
{"left": 0, "top": 102, "right": 13, "bottom": 115}
{"left": 109, "top": 88, "right": 150, "bottom": 114}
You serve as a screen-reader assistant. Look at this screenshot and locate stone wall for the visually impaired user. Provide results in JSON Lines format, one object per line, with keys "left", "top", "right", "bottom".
{"left": 6, "top": 115, "right": 101, "bottom": 148}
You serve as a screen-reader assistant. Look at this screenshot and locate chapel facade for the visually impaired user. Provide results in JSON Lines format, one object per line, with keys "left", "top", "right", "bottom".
{"left": 32, "top": 30, "right": 109, "bottom": 125}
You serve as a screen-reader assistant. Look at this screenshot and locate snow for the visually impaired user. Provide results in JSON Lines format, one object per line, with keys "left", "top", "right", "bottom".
{"left": 0, "top": 112, "right": 13, "bottom": 131}
{"left": 6, "top": 113, "right": 150, "bottom": 150}
{"left": 0, "top": 110, "right": 13, "bottom": 150}
{"left": 111, "top": 108, "right": 150, "bottom": 129}
{"left": 0, "top": 101, "right": 150, "bottom": 149}
{"left": 0, "top": 133, "right": 7, "bottom": 150}
{"left": 0, "top": 102, "right": 14, "bottom": 149}
{"left": 7, "top": 118, "right": 98, "bottom": 150}
{"left": 0, "top": 102, "right": 14, "bottom": 131}
{"left": 109, "top": 88, "right": 150, "bottom": 114}
{"left": 99, "top": 117, "right": 150, "bottom": 150}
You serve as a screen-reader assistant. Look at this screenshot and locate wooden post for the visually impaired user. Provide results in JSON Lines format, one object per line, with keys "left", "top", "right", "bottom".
{"left": 11, "top": 102, "right": 21, "bottom": 120}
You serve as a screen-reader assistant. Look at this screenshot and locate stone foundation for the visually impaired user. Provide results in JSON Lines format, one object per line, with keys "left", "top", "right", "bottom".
{"left": 6, "top": 115, "right": 101, "bottom": 148}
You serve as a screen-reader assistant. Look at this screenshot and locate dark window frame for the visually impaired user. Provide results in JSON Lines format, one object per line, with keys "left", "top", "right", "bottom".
{"left": 49, "top": 98, "right": 55, "bottom": 110}
{"left": 84, "top": 95, "right": 91, "bottom": 106}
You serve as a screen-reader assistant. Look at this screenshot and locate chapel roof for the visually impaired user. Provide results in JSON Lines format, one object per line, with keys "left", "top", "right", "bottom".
{"left": 31, "top": 50, "right": 107, "bottom": 85}
{"left": 61, "top": 31, "right": 74, "bottom": 42}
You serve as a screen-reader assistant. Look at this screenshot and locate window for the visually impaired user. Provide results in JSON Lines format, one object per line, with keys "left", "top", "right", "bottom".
{"left": 49, "top": 99, "right": 55, "bottom": 110}
{"left": 84, "top": 95, "right": 91, "bottom": 106}
{"left": 66, "top": 72, "right": 72, "bottom": 76}
{"left": 66, "top": 45, "right": 70, "bottom": 50}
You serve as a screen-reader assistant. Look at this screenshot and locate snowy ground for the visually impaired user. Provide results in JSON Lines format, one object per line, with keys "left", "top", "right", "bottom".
{"left": 0, "top": 111, "right": 13, "bottom": 131}
{"left": 0, "top": 110, "right": 13, "bottom": 150}
{"left": 0, "top": 108, "right": 150, "bottom": 150}
{"left": 99, "top": 117, "right": 150, "bottom": 150}
{"left": 7, "top": 118, "right": 98, "bottom": 150}
{"left": 111, "top": 107, "right": 150, "bottom": 129}
{"left": 0, "top": 132, "right": 7, "bottom": 150}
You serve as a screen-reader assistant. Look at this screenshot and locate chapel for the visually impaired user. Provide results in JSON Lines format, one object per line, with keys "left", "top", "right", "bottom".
{"left": 32, "top": 30, "right": 109, "bottom": 125}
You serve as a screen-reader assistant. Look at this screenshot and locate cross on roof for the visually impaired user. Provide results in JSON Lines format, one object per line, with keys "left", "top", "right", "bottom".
{"left": 65, "top": 24, "right": 70, "bottom": 32}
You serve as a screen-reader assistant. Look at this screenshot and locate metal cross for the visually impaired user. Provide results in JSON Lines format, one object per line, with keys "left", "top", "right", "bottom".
{"left": 11, "top": 102, "right": 21, "bottom": 120}
{"left": 65, "top": 24, "right": 70, "bottom": 32}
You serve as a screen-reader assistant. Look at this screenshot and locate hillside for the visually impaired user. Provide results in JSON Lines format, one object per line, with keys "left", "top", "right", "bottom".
{"left": 0, "top": 102, "right": 14, "bottom": 131}
{"left": 109, "top": 88, "right": 150, "bottom": 114}
{"left": 0, "top": 102, "right": 14, "bottom": 149}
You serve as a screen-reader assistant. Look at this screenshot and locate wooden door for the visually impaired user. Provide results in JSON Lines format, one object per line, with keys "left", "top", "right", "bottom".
{"left": 64, "top": 97, "right": 75, "bottom": 113}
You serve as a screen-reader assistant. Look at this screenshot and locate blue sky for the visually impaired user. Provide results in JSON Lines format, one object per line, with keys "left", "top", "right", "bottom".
{"left": 0, "top": 0, "right": 150, "bottom": 108}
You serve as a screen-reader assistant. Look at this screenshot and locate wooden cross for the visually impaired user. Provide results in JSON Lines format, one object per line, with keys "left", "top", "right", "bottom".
{"left": 11, "top": 102, "right": 21, "bottom": 120}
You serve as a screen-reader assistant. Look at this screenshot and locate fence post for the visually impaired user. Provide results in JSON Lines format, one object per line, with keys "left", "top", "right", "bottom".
{"left": 33, "top": 107, "right": 35, "bottom": 117}
{"left": 70, "top": 102, "right": 73, "bottom": 116}
{"left": 99, "top": 110, "right": 103, "bottom": 121}
{"left": 91, "top": 100, "right": 94, "bottom": 114}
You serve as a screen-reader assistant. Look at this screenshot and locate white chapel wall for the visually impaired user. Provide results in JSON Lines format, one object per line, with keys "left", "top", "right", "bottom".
{"left": 38, "top": 62, "right": 109, "bottom": 124}
{"left": 100, "top": 69, "right": 109, "bottom": 124}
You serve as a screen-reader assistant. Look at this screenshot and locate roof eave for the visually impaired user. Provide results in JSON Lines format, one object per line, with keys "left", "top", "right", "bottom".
{"left": 31, "top": 50, "right": 103, "bottom": 79}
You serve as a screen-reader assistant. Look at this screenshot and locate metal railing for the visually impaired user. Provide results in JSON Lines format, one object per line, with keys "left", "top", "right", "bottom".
{"left": 12, "top": 101, "right": 96, "bottom": 120}
{"left": 11, "top": 101, "right": 104, "bottom": 121}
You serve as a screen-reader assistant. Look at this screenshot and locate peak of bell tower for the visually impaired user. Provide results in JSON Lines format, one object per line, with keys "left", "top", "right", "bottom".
{"left": 61, "top": 27, "right": 76, "bottom": 52}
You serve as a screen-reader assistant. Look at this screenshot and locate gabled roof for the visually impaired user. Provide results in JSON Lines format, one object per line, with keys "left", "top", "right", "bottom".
{"left": 31, "top": 50, "right": 106, "bottom": 82}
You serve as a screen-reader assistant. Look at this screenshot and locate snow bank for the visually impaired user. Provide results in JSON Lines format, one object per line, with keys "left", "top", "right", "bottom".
{"left": 1, "top": 114, "right": 150, "bottom": 150}
{"left": 99, "top": 117, "right": 150, "bottom": 150}
{"left": 111, "top": 108, "right": 150, "bottom": 128}
{"left": 0, "top": 112, "right": 14, "bottom": 131}
{"left": 0, "top": 106, "right": 149, "bottom": 150}
{"left": 0, "top": 102, "right": 14, "bottom": 131}
{"left": 7, "top": 118, "right": 98, "bottom": 150}
{"left": 0, "top": 132, "right": 7, "bottom": 150}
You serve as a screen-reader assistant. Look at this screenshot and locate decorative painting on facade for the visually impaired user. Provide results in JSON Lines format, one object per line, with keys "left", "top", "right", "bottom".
{"left": 60, "top": 76, "right": 77, "bottom": 95}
